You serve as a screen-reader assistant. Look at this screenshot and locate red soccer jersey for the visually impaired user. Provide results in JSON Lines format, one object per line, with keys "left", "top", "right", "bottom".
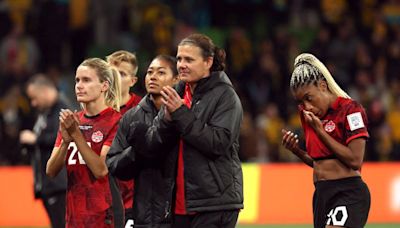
{"left": 300, "top": 97, "right": 369, "bottom": 160}
{"left": 120, "top": 93, "right": 141, "bottom": 115}
{"left": 54, "top": 107, "right": 121, "bottom": 228}
{"left": 118, "top": 93, "right": 141, "bottom": 210}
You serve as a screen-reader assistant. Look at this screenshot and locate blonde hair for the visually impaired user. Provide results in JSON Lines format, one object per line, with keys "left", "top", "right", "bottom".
{"left": 106, "top": 50, "right": 138, "bottom": 76}
{"left": 80, "top": 58, "right": 122, "bottom": 111}
{"left": 290, "top": 53, "right": 350, "bottom": 98}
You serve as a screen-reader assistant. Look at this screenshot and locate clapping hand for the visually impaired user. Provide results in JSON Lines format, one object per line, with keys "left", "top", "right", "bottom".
{"left": 59, "top": 109, "right": 79, "bottom": 142}
{"left": 160, "top": 86, "right": 184, "bottom": 113}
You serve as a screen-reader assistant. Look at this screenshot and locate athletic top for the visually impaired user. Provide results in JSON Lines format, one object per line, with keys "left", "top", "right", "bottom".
{"left": 54, "top": 107, "right": 121, "bottom": 227}
{"left": 300, "top": 97, "right": 369, "bottom": 160}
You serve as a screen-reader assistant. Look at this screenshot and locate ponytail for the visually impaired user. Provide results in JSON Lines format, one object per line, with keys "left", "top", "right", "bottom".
{"left": 105, "top": 67, "right": 122, "bottom": 112}
{"left": 211, "top": 47, "right": 226, "bottom": 72}
{"left": 291, "top": 53, "right": 350, "bottom": 98}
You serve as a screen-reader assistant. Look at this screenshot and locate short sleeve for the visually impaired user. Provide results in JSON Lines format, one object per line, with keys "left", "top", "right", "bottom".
{"left": 344, "top": 101, "right": 369, "bottom": 144}
{"left": 103, "top": 121, "right": 119, "bottom": 146}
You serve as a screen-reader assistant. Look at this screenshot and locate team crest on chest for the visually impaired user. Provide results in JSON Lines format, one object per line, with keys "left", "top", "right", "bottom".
{"left": 324, "top": 120, "right": 336, "bottom": 132}
{"left": 91, "top": 130, "right": 104, "bottom": 143}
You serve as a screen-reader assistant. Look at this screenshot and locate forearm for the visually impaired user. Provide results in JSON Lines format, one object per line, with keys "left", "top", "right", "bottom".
{"left": 46, "top": 141, "right": 68, "bottom": 178}
{"left": 72, "top": 131, "right": 108, "bottom": 178}
{"left": 316, "top": 130, "right": 360, "bottom": 169}
{"left": 293, "top": 147, "right": 314, "bottom": 167}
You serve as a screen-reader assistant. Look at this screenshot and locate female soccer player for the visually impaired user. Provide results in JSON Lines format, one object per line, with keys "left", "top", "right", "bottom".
{"left": 107, "top": 54, "right": 180, "bottom": 227}
{"left": 46, "top": 58, "right": 124, "bottom": 227}
{"left": 106, "top": 50, "right": 141, "bottom": 225}
{"left": 282, "top": 53, "right": 370, "bottom": 228}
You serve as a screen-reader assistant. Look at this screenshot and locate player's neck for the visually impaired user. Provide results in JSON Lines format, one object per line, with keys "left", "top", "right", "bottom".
{"left": 122, "top": 92, "right": 131, "bottom": 106}
{"left": 84, "top": 99, "right": 108, "bottom": 116}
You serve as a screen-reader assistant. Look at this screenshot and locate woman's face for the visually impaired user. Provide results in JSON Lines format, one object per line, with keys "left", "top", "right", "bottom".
{"left": 292, "top": 80, "right": 332, "bottom": 118}
{"left": 112, "top": 61, "right": 137, "bottom": 96}
{"left": 176, "top": 44, "right": 213, "bottom": 84}
{"left": 145, "top": 58, "right": 178, "bottom": 95}
{"left": 75, "top": 65, "right": 108, "bottom": 104}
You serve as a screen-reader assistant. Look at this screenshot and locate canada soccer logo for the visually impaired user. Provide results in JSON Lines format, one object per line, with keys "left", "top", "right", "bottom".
{"left": 324, "top": 120, "right": 336, "bottom": 133}
{"left": 91, "top": 131, "right": 104, "bottom": 143}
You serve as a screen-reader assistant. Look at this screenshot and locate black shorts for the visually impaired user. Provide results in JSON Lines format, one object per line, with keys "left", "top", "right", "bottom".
{"left": 313, "top": 176, "right": 370, "bottom": 228}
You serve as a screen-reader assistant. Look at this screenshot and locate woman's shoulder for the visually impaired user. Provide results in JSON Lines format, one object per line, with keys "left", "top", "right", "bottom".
{"left": 338, "top": 97, "right": 365, "bottom": 110}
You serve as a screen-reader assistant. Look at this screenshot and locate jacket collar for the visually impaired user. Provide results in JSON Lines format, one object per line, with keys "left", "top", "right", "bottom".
{"left": 137, "top": 94, "right": 157, "bottom": 113}
{"left": 176, "top": 71, "right": 233, "bottom": 97}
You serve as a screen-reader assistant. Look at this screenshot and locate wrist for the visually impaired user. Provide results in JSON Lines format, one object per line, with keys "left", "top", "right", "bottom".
{"left": 293, "top": 147, "right": 304, "bottom": 156}
{"left": 70, "top": 129, "right": 81, "bottom": 139}
{"left": 62, "top": 139, "right": 71, "bottom": 145}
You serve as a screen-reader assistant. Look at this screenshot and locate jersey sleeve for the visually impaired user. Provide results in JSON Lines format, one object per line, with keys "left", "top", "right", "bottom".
{"left": 53, "top": 130, "right": 62, "bottom": 147}
{"left": 103, "top": 119, "right": 120, "bottom": 146}
{"left": 344, "top": 101, "right": 369, "bottom": 144}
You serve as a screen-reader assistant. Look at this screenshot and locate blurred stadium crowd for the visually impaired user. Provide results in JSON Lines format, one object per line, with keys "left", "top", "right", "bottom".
{"left": 0, "top": 0, "right": 399, "bottom": 165}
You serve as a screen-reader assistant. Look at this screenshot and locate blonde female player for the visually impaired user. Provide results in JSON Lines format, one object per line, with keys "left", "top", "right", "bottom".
{"left": 46, "top": 58, "right": 124, "bottom": 227}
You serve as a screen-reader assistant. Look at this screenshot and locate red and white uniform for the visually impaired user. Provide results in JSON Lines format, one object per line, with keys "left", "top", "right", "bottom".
{"left": 54, "top": 107, "right": 121, "bottom": 227}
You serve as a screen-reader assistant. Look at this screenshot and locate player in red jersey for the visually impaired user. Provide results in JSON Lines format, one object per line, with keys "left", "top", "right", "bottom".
{"left": 106, "top": 50, "right": 141, "bottom": 226}
{"left": 46, "top": 58, "right": 124, "bottom": 228}
{"left": 106, "top": 50, "right": 141, "bottom": 114}
{"left": 282, "top": 53, "right": 370, "bottom": 228}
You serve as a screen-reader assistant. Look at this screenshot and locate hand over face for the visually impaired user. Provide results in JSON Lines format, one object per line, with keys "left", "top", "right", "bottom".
{"left": 303, "top": 110, "right": 323, "bottom": 132}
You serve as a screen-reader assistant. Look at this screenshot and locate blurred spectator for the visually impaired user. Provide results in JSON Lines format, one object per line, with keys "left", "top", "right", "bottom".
{"left": 327, "top": 17, "right": 359, "bottom": 89}
{"left": 366, "top": 98, "right": 390, "bottom": 161}
{"left": 20, "top": 74, "right": 68, "bottom": 228}
{"left": 69, "top": 0, "right": 91, "bottom": 67}
{"left": 382, "top": 0, "right": 400, "bottom": 25}
{"left": 348, "top": 69, "right": 376, "bottom": 107}
{"left": 256, "top": 103, "right": 285, "bottom": 162}
{"left": 239, "top": 111, "right": 259, "bottom": 162}
{"left": 0, "top": 84, "right": 33, "bottom": 165}
{"left": 387, "top": 96, "right": 400, "bottom": 160}
{"left": 226, "top": 27, "right": 252, "bottom": 76}
{"left": 1, "top": 0, "right": 400, "bottom": 164}
{"left": 0, "top": 1, "right": 12, "bottom": 39}
{"left": 309, "top": 27, "right": 331, "bottom": 62}
{"left": 0, "top": 22, "right": 40, "bottom": 86}
{"left": 5, "top": 0, "right": 32, "bottom": 29}
{"left": 34, "top": 0, "right": 68, "bottom": 70}
{"left": 139, "top": 1, "right": 175, "bottom": 55}
{"left": 321, "top": 0, "right": 348, "bottom": 27}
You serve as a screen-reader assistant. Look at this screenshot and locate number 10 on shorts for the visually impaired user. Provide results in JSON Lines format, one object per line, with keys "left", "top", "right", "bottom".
{"left": 326, "top": 206, "right": 348, "bottom": 226}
